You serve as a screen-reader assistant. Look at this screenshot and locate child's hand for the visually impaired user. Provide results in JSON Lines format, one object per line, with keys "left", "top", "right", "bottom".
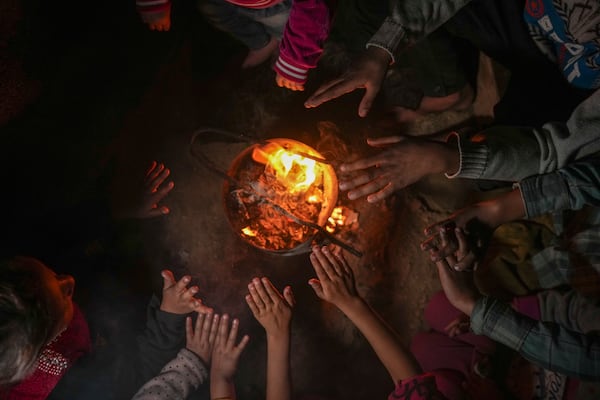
{"left": 276, "top": 74, "right": 305, "bottom": 91}
{"left": 308, "top": 245, "right": 360, "bottom": 311}
{"left": 186, "top": 312, "right": 220, "bottom": 364}
{"left": 432, "top": 232, "right": 482, "bottom": 316}
{"left": 160, "top": 270, "right": 213, "bottom": 314}
{"left": 444, "top": 313, "right": 470, "bottom": 337}
{"left": 210, "top": 315, "right": 250, "bottom": 381}
{"left": 141, "top": 7, "right": 171, "bottom": 31}
{"left": 422, "top": 226, "right": 480, "bottom": 271}
{"left": 246, "top": 277, "right": 295, "bottom": 339}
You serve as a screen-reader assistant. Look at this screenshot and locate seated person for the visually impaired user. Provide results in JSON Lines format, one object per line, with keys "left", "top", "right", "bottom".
{"left": 0, "top": 256, "right": 91, "bottom": 399}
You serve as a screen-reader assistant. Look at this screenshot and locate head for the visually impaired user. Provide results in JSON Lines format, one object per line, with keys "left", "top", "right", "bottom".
{"left": 0, "top": 256, "right": 75, "bottom": 386}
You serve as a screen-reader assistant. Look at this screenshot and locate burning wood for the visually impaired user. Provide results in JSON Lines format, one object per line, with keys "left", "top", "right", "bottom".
{"left": 224, "top": 139, "right": 338, "bottom": 253}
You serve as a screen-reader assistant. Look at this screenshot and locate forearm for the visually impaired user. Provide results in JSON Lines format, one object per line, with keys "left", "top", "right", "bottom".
{"left": 210, "top": 376, "right": 236, "bottom": 400}
{"left": 266, "top": 334, "right": 292, "bottom": 400}
{"left": 340, "top": 298, "right": 421, "bottom": 382}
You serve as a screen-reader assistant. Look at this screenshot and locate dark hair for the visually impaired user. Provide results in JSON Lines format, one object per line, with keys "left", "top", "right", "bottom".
{"left": 0, "top": 257, "right": 54, "bottom": 387}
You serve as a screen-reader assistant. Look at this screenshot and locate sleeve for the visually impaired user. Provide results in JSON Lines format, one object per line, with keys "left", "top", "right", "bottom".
{"left": 367, "top": 0, "right": 472, "bottom": 62}
{"left": 516, "top": 156, "right": 600, "bottom": 218}
{"left": 275, "top": 0, "right": 333, "bottom": 84}
{"left": 131, "top": 348, "right": 209, "bottom": 400}
{"left": 536, "top": 290, "right": 600, "bottom": 335}
{"left": 388, "top": 373, "right": 447, "bottom": 399}
{"left": 134, "top": 295, "right": 188, "bottom": 389}
{"left": 135, "top": 0, "right": 171, "bottom": 16}
{"left": 470, "top": 296, "right": 600, "bottom": 380}
{"left": 447, "top": 88, "right": 600, "bottom": 182}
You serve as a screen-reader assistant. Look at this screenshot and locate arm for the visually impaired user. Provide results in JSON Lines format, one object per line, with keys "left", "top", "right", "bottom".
{"left": 210, "top": 316, "right": 249, "bottom": 400}
{"left": 132, "top": 348, "right": 208, "bottom": 400}
{"left": 367, "top": 0, "right": 472, "bottom": 59}
{"left": 470, "top": 296, "right": 600, "bottom": 380}
{"left": 450, "top": 89, "right": 600, "bottom": 181}
{"left": 308, "top": 246, "right": 422, "bottom": 382}
{"left": 246, "top": 278, "right": 294, "bottom": 400}
{"left": 275, "top": 0, "right": 333, "bottom": 89}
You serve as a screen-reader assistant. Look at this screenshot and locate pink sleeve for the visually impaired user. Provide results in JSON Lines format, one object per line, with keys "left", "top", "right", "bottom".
{"left": 389, "top": 373, "right": 448, "bottom": 400}
{"left": 274, "top": 0, "right": 335, "bottom": 84}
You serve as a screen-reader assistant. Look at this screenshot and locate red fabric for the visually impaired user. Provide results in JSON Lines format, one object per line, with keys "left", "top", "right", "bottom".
{"left": 7, "top": 304, "right": 91, "bottom": 400}
{"left": 135, "top": 0, "right": 171, "bottom": 14}
{"left": 388, "top": 373, "right": 448, "bottom": 400}
{"left": 274, "top": 0, "right": 335, "bottom": 83}
{"left": 224, "top": 0, "right": 283, "bottom": 9}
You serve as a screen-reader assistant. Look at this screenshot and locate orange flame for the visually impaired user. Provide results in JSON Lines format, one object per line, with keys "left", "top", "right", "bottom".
{"left": 252, "top": 143, "right": 317, "bottom": 194}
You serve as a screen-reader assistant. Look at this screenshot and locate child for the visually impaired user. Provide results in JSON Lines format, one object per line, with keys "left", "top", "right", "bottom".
{"left": 135, "top": 0, "right": 335, "bottom": 91}
{"left": 245, "top": 277, "right": 295, "bottom": 400}
{"left": 308, "top": 245, "right": 451, "bottom": 399}
{"left": 132, "top": 310, "right": 249, "bottom": 400}
{"left": 0, "top": 256, "right": 92, "bottom": 399}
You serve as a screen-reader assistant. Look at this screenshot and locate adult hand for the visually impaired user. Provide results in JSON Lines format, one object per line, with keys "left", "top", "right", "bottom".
{"left": 304, "top": 46, "right": 392, "bottom": 117}
{"left": 142, "top": 7, "right": 171, "bottom": 31}
{"left": 246, "top": 277, "right": 295, "bottom": 339}
{"left": 308, "top": 245, "right": 360, "bottom": 311}
{"left": 433, "top": 233, "right": 481, "bottom": 316}
{"left": 339, "top": 136, "right": 459, "bottom": 202}
{"left": 186, "top": 312, "right": 220, "bottom": 365}
{"left": 210, "top": 315, "right": 250, "bottom": 381}
{"left": 276, "top": 74, "right": 305, "bottom": 91}
{"left": 160, "top": 269, "right": 213, "bottom": 314}
{"left": 422, "top": 226, "right": 481, "bottom": 272}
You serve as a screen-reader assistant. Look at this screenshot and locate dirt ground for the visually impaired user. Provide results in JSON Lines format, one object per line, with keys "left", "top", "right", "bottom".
{"left": 7, "top": 1, "right": 597, "bottom": 399}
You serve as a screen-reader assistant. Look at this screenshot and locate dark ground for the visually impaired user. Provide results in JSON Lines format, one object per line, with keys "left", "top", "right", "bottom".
{"left": 0, "top": 1, "right": 527, "bottom": 399}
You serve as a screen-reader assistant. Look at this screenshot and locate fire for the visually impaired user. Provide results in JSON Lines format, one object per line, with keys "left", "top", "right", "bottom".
{"left": 252, "top": 143, "right": 317, "bottom": 194}
{"left": 326, "top": 206, "right": 358, "bottom": 234}
{"left": 225, "top": 138, "right": 338, "bottom": 252}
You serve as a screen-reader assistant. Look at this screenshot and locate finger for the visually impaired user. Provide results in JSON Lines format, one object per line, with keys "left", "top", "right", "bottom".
{"left": 424, "top": 220, "right": 452, "bottom": 237}
{"left": 366, "top": 136, "right": 406, "bottom": 147}
{"left": 339, "top": 170, "right": 377, "bottom": 191}
{"left": 145, "top": 207, "right": 169, "bottom": 218}
{"left": 217, "top": 314, "right": 230, "bottom": 346}
{"left": 305, "top": 78, "right": 361, "bottom": 108}
{"left": 186, "top": 315, "right": 194, "bottom": 343}
{"left": 339, "top": 154, "right": 388, "bottom": 173}
{"left": 358, "top": 84, "right": 380, "bottom": 117}
{"left": 260, "top": 277, "right": 282, "bottom": 303}
{"left": 196, "top": 312, "right": 208, "bottom": 341}
{"left": 245, "top": 294, "right": 260, "bottom": 317}
{"left": 347, "top": 177, "right": 390, "bottom": 201}
{"left": 455, "top": 228, "right": 469, "bottom": 259}
{"left": 145, "top": 161, "right": 158, "bottom": 177}
{"left": 311, "top": 246, "right": 336, "bottom": 280}
{"left": 148, "top": 162, "right": 165, "bottom": 182}
{"left": 208, "top": 314, "right": 220, "bottom": 345}
{"left": 194, "top": 299, "right": 213, "bottom": 314}
{"left": 251, "top": 278, "right": 272, "bottom": 306}
{"left": 309, "top": 251, "right": 327, "bottom": 282}
{"left": 248, "top": 282, "right": 265, "bottom": 309}
{"left": 176, "top": 275, "right": 192, "bottom": 292}
{"left": 283, "top": 286, "right": 295, "bottom": 307}
{"left": 308, "top": 278, "right": 324, "bottom": 299}
{"left": 161, "top": 270, "right": 176, "bottom": 290}
{"left": 366, "top": 182, "right": 395, "bottom": 203}
{"left": 150, "top": 166, "right": 171, "bottom": 192}
{"left": 276, "top": 75, "right": 284, "bottom": 87}
{"left": 305, "top": 77, "right": 346, "bottom": 102}
{"left": 321, "top": 246, "right": 342, "bottom": 275}
{"left": 454, "top": 252, "right": 478, "bottom": 272}
{"left": 227, "top": 317, "right": 239, "bottom": 348}
{"left": 235, "top": 334, "right": 250, "bottom": 354}
{"left": 183, "top": 285, "right": 199, "bottom": 301}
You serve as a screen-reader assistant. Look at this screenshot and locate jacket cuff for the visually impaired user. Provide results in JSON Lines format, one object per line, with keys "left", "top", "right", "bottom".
{"left": 445, "top": 132, "right": 489, "bottom": 179}
{"left": 136, "top": 0, "right": 171, "bottom": 13}
{"left": 274, "top": 54, "right": 309, "bottom": 84}
{"left": 366, "top": 16, "right": 408, "bottom": 64}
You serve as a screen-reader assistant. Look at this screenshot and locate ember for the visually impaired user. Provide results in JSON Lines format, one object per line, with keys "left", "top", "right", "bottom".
{"left": 224, "top": 138, "right": 338, "bottom": 253}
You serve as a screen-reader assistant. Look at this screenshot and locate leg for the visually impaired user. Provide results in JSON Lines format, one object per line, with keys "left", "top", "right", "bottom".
{"left": 197, "top": 0, "right": 270, "bottom": 50}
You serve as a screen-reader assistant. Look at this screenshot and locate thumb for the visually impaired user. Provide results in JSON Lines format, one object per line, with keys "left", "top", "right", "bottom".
{"left": 161, "top": 269, "right": 176, "bottom": 289}
{"left": 358, "top": 84, "right": 380, "bottom": 117}
{"left": 283, "top": 286, "right": 296, "bottom": 308}
{"left": 308, "top": 279, "right": 324, "bottom": 299}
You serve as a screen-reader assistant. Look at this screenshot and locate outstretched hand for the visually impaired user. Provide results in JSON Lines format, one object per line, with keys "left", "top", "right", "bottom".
{"left": 246, "top": 277, "right": 295, "bottom": 339}
{"left": 160, "top": 269, "right": 213, "bottom": 314}
{"left": 308, "top": 245, "right": 360, "bottom": 311}
{"left": 186, "top": 312, "right": 220, "bottom": 365}
{"left": 210, "top": 315, "right": 250, "bottom": 381}
{"left": 339, "top": 136, "right": 459, "bottom": 202}
{"left": 304, "top": 46, "right": 392, "bottom": 117}
{"left": 141, "top": 7, "right": 171, "bottom": 31}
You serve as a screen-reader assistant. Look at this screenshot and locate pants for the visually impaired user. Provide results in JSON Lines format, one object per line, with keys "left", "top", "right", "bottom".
{"left": 197, "top": 0, "right": 292, "bottom": 50}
